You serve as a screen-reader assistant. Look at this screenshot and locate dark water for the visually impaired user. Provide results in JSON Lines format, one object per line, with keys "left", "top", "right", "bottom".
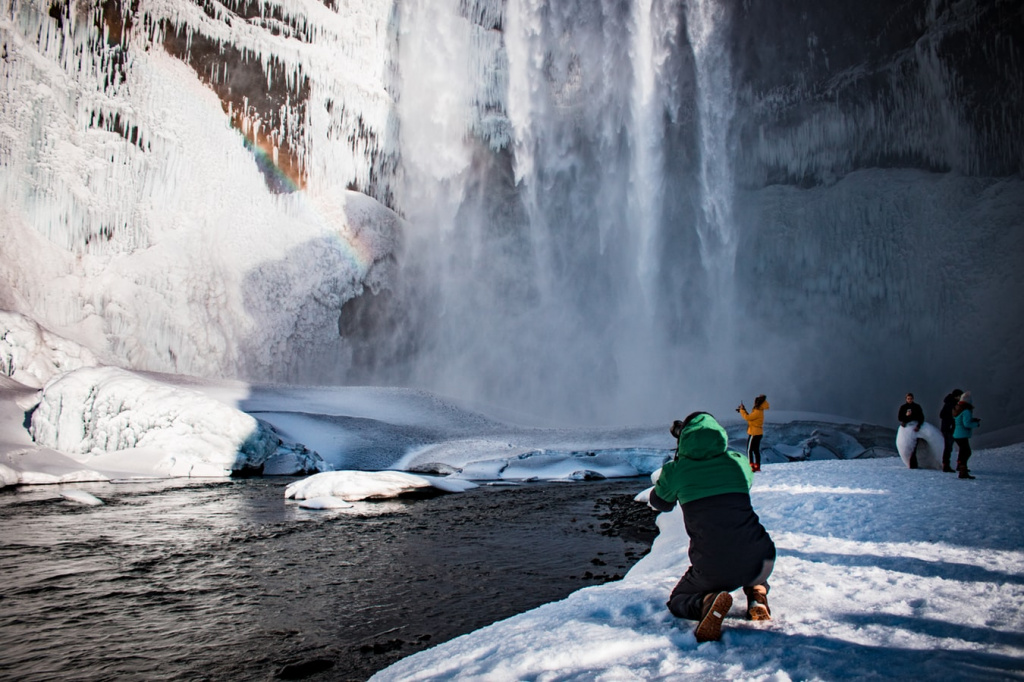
{"left": 0, "top": 477, "right": 657, "bottom": 681}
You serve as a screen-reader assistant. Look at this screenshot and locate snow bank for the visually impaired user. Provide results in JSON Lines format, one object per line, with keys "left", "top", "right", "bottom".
{"left": 373, "top": 446, "right": 1024, "bottom": 681}
{"left": 0, "top": 324, "right": 897, "bottom": 490}
{"left": 896, "top": 422, "right": 946, "bottom": 470}
{"left": 285, "top": 470, "right": 477, "bottom": 502}
{"left": 29, "top": 367, "right": 324, "bottom": 478}
{"left": 397, "top": 420, "right": 890, "bottom": 483}
{"left": 2, "top": 362, "right": 900, "bottom": 490}
{"left": 755, "top": 419, "right": 895, "bottom": 462}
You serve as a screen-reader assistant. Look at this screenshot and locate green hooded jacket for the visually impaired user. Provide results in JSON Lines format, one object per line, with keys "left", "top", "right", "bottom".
{"left": 654, "top": 412, "right": 752, "bottom": 505}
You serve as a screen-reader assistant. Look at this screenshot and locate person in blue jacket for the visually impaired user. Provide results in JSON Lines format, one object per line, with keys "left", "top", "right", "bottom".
{"left": 648, "top": 412, "right": 776, "bottom": 642}
{"left": 952, "top": 390, "right": 981, "bottom": 479}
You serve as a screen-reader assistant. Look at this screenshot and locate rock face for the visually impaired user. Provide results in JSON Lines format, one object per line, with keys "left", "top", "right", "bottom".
{"left": 730, "top": 0, "right": 1024, "bottom": 186}
{"left": 723, "top": 0, "right": 1024, "bottom": 427}
{"left": 1, "top": 0, "right": 1021, "bottom": 428}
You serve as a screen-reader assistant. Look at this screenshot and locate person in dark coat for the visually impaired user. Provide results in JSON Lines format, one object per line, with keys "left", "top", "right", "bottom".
{"left": 953, "top": 390, "right": 981, "bottom": 479}
{"left": 648, "top": 412, "right": 776, "bottom": 643}
{"left": 939, "top": 388, "right": 964, "bottom": 473}
{"left": 897, "top": 393, "right": 925, "bottom": 468}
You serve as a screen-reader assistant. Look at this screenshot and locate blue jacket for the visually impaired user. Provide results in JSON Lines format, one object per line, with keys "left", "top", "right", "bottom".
{"left": 953, "top": 404, "right": 980, "bottom": 439}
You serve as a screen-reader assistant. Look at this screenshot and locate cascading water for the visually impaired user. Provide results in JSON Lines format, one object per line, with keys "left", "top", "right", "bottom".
{"left": 628, "top": 0, "right": 673, "bottom": 312}
{"left": 386, "top": 0, "right": 733, "bottom": 426}
{"left": 683, "top": 0, "right": 738, "bottom": 380}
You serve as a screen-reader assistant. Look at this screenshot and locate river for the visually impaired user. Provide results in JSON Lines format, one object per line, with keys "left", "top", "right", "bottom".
{"left": 0, "top": 476, "right": 657, "bottom": 681}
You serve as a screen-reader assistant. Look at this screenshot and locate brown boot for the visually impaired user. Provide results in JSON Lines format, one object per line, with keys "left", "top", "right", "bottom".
{"left": 746, "top": 585, "right": 771, "bottom": 621}
{"left": 695, "top": 591, "right": 732, "bottom": 642}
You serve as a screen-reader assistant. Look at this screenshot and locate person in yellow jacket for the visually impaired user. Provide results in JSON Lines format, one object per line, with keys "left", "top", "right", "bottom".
{"left": 737, "top": 394, "right": 769, "bottom": 472}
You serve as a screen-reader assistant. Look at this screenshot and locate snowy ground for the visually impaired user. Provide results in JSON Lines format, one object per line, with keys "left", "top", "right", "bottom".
{"left": 372, "top": 448, "right": 1024, "bottom": 681}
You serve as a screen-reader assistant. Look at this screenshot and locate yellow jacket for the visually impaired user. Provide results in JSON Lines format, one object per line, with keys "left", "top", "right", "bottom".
{"left": 740, "top": 401, "right": 770, "bottom": 436}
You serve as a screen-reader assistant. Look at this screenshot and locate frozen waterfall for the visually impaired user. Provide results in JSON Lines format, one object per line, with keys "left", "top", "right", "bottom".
{"left": 1, "top": 0, "right": 1022, "bottom": 429}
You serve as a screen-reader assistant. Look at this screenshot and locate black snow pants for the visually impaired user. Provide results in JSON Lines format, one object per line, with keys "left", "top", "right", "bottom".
{"left": 746, "top": 434, "right": 763, "bottom": 467}
{"left": 941, "top": 429, "right": 955, "bottom": 470}
{"left": 666, "top": 493, "right": 776, "bottom": 620}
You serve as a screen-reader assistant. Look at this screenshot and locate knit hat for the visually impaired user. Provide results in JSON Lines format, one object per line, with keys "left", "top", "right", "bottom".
{"left": 960, "top": 390, "right": 972, "bottom": 403}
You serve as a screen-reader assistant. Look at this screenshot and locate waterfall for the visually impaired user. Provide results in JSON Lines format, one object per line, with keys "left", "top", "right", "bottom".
{"left": 684, "top": 0, "right": 739, "bottom": 376}
{"left": 382, "top": 0, "right": 693, "bottom": 425}
{"left": 629, "top": 0, "right": 665, "bottom": 311}
{"left": 380, "top": 0, "right": 749, "bottom": 425}
{"left": 5, "top": 0, "right": 1019, "bottom": 429}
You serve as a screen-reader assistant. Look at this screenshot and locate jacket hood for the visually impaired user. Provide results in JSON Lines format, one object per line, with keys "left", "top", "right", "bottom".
{"left": 953, "top": 401, "right": 974, "bottom": 416}
{"left": 677, "top": 413, "right": 729, "bottom": 461}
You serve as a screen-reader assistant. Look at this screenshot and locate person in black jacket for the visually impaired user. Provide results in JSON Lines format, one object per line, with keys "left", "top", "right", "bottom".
{"left": 938, "top": 388, "right": 964, "bottom": 473}
{"left": 897, "top": 393, "right": 925, "bottom": 468}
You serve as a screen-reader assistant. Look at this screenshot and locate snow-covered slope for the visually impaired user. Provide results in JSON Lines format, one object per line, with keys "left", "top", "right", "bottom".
{"left": 372, "top": 447, "right": 1024, "bottom": 681}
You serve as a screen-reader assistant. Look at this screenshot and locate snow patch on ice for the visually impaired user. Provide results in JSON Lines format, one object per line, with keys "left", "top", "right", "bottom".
{"left": 285, "top": 470, "right": 478, "bottom": 502}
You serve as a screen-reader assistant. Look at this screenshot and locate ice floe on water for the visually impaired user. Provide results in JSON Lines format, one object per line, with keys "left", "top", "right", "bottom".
{"left": 285, "top": 470, "right": 478, "bottom": 502}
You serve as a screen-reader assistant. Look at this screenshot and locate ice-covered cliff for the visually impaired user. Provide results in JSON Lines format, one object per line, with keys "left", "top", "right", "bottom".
{"left": 0, "top": 0, "right": 402, "bottom": 384}
{"left": 1, "top": 0, "right": 1021, "bottom": 429}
